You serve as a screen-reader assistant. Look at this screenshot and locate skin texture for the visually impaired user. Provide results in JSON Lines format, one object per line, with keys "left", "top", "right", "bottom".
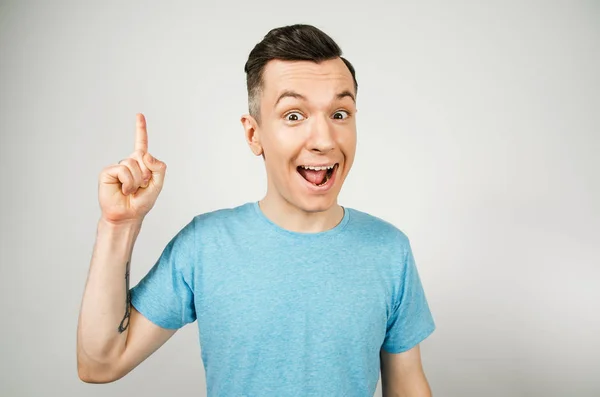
{"left": 381, "top": 345, "right": 432, "bottom": 397}
{"left": 241, "top": 58, "right": 357, "bottom": 233}
{"left": 77, "top": 114, "right": 175, "bottom": 383}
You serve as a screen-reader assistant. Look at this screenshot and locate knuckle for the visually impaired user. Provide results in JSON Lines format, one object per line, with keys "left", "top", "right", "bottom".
{"left": 121, "top": 168, "right": 133, "bottom": 182}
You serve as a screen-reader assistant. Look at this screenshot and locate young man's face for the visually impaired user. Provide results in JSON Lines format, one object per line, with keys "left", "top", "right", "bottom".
{"left": 243, "top": 57, "right": 357, "bottom": 214}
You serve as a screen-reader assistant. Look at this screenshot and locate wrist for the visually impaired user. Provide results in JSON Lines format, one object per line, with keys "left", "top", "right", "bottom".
{"left": 97, "top": 217, "right": 143, "bottom": 240}
{"left": 99, "top": 216, "right": 144, "bottom": 229}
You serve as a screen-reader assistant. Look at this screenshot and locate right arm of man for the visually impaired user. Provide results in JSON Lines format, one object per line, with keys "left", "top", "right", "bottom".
{"left": 78, "top": 113, "right": 171, "bottom": 383}
{"left": 76, "top": 219, "right": 176, "bottom": 383}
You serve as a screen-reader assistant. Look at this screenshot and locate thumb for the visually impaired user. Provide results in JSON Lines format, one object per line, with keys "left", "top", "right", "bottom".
{"left": 144, "top": 152, "right": 166, "bottom": 186}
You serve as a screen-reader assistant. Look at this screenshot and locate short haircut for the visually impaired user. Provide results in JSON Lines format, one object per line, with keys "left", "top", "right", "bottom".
{"left": 244, "top": 24, "right": 358, "bottom": 123}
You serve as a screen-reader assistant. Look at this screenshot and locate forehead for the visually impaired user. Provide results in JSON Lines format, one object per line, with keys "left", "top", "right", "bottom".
{"left": 261, "top": 58, "right": 355, "bottom": 102}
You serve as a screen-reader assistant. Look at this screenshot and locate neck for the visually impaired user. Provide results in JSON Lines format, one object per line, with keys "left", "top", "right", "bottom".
{"left": 258, "top": 194, "right": 344, "bottom": 233}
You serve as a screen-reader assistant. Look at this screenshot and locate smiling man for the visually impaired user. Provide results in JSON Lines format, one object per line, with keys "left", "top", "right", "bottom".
{"left": 241, "top": 54, "right": 356, "bottom": 230}
{"left": 77, "top": 24, "right": 435, "bottom": 396}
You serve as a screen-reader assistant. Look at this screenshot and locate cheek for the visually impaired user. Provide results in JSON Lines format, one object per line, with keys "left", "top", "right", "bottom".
{"left": 268, "top": 128, "right": 305, "bottom": 160}
{"left": 262, "top": 133, "right": 301, "bottom": 179}
{"left": 336, "top": 128, "right": 357, "bottom": 155}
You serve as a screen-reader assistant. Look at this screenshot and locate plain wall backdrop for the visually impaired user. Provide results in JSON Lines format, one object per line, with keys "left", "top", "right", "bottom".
{"left": 0, "top": 1, "right": 598, "bottom": 396}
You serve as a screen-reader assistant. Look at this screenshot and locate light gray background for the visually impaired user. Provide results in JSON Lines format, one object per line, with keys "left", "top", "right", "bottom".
{"left": 0, "top": 1, "right": 598, "bottom": 396}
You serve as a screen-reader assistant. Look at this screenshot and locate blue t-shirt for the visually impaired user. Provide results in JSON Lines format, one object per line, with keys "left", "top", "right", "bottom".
{"left": 130, "top": 202, "right": 435, "bottom": 396}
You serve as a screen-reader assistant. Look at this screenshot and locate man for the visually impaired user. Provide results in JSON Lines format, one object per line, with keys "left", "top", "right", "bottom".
{"left": 77, "top": 24, "right": 435, "bottom": 396}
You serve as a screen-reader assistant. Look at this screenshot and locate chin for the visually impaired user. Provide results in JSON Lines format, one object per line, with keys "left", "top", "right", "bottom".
{"left": 292, "top": 194, "right": 339, "bottom": 214}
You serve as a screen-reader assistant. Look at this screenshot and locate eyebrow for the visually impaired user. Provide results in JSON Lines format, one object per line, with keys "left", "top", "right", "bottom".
{"left": 274, "top": 90, "right": 306, "bottom": 108}
{"left": 336, "top": 90, "right": 356, "bottom": 103}
{"left": 274, "top": 89, "right": 356, "bottom": 108}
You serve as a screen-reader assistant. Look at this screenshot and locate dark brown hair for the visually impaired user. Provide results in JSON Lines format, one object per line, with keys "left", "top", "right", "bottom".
{"left": 244, "top": 24, "right": 358, "bottom": 122}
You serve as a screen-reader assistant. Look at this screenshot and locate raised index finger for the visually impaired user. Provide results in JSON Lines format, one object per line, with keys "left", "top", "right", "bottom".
{"left": 135, "top": 113, "right": 148, "bottom": 153}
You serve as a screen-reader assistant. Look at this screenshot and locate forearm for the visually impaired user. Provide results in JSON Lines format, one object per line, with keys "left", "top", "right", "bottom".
{"left": 77, "top": 218, "right": 142, "bottom": 367}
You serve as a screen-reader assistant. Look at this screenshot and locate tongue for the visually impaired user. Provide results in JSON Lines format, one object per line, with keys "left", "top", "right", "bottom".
{"left": 298, "top": 168, "right": 327, "bottom": 185}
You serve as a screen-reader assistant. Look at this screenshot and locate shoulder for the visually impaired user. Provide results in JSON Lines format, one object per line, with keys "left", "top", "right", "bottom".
{"left": 345, "top": 207, "right": 412, "bottom": 251}
{"left": 188, "top": 201, "right": 255, "bottom": 234}
{"left": 165, "top": 202, "right": 254, "bottom": 257}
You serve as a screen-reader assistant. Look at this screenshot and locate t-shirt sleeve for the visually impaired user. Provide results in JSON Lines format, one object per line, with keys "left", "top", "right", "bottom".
{"left": 382, "top": 240, "right": 435, "bottom": 353}
{"left": 129, "top": 218, "right": 197, "bottom": 329}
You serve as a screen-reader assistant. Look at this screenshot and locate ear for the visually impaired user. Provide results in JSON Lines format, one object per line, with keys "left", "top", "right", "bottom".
{"left": 241, "top": 114, "right": 263, "bottom": 156}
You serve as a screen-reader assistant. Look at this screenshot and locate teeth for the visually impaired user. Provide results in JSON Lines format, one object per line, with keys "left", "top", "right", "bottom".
{"left": 300, "top": 164, "right": 335, "bottom": 171}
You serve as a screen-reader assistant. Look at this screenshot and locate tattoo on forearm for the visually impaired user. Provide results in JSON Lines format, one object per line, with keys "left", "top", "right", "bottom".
{"left": 117, "top": 260, "right": 131, "bottom": 333}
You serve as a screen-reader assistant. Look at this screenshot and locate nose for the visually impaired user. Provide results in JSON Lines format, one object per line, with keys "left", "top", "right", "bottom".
{"left": 307, "top": 114, "right": 335, "bottom": 153}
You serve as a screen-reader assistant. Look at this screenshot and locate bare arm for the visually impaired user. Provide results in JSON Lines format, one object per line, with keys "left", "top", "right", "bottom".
{"left": 380, "top": 345, "right": 432, "bottom": 397}
{"left": 77, "top": 113, "right": 171, "bottom": 383}
{"left": 76, "top": 219, "right": 175, "bottom": 383}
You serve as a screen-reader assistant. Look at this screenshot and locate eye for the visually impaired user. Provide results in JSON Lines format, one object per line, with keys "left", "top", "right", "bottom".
{"left": 285, "top": 112, "right": 305, "bottom": 122}
{"left": 332, "top": 110, "right": 349, "bottom": 120}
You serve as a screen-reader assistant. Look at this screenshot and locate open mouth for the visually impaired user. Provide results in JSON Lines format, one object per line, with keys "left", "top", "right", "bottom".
{"left": 296, "top": 163, "right": 338, "bottom": 187}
